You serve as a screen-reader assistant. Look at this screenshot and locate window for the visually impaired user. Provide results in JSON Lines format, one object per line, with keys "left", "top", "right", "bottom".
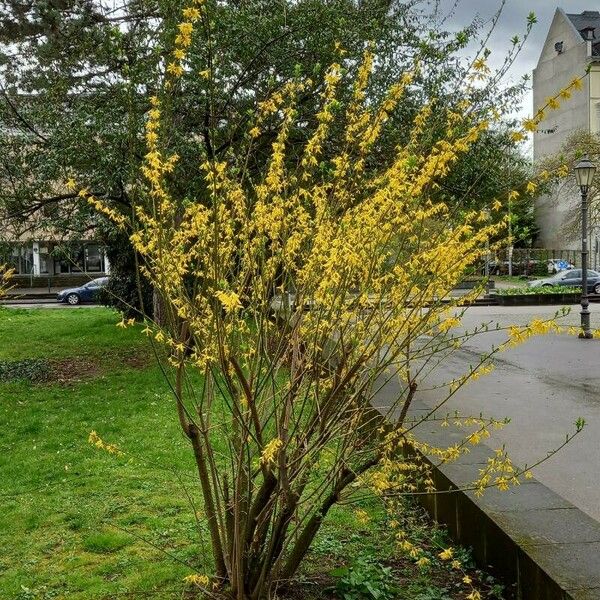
{"left": 71, "top": 247, "right": 84, "bottom": 272}
{"left": 85, "top": 245, "right": 103, "bottom": 272}
{"left": 565, "top": 270, "right": 581, "bottom": 279}
{"left": 54, "top": 244, "right": 104, "bottom": 273}
{"left": 35, "top": 245, "right": 51, "bottom": 274}
{"left": 54, "top": 246, "right": 82, "bottom": 274}
{"left": 10, "top": 246, "right": 34, "bottom": 275}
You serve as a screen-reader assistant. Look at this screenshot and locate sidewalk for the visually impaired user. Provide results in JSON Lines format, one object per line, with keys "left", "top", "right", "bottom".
{"left": 1, "top": 287, "right": 67, "bottom": 302}
{"left": 5, "top": 287, "right": 66, "bottom": 296}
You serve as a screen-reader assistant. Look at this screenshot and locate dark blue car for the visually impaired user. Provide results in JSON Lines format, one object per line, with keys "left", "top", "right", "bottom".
{"left": 56, "top": 277, "right": 109, "bottom": 305}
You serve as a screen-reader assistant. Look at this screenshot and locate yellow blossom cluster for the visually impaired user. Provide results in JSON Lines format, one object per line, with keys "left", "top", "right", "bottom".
{"left": 0, "top": 265, "right": 14, "bottom": 298}
{"left": 520, "top": 76, "right": 584, "bottom": 135}
{"left": 183, "top": 573, "right": 210, "bottom": 587}
{"left": 78, "top": 188, "right": 128, "bottom": 228}
{"left": 354, "top": 508, "right": 370, "bottom": 525}
{"left": 88, "top": 430, "right": 123, "bottom": 456}
{"left": 260, "top": 438, "right": 283, "bottom": 466}
{"left": 117, "top": 318, "right": 136, "bottom": 328}
{"left": 214, "top": 290, "right": 243, "bottom": 314}
{"left": 482, "top": 74, "right": 587, "bottom": 219}
{"left": 504, "top": 318, "right": 560, "bottom": 348}
{"left": 167, "top": 0, "right": 204, "bottom": 79}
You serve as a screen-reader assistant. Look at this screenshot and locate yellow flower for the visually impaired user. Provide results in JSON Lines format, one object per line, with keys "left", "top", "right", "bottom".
{"left": 215, "top": 290, "right": 243, "bottom": 313}
{"left": 184, "top": 574, "right": 210, "bottom": 587}
{"left": 333, "top": 41, "right": 347, "bottom": 56}
{"left": 249, "top": 126, "right": 261, "bottom": 138}
{"left": 439, "top": 317, "right": 460, "bottom": 332}
{"left": 571, "top": 77, "right": 583, "bottom": 91}
{"left": 438, "top": 547, "right": 454, "bottom": 561}
{"left": 522, "top": 118, "right": 537, "bottom": 132}
{"left": 260, "top": 438, "right": 283, "bottom": 466}
{"left": 66, "top": 177, "right": 77, "bottom": 191}
{"left": 182, "top": 7, "right": 200, "bottom": 21}
{"left": 88, "top": 431, "right": 123, "bottom": 456}
{"left": 354, "top": 508, "right": 370, "bottom": 525}
{"left": 175, "top": 33, "right": 192, "bottom": 48}
{"left": 167, "top": 62, "right": 184, "bottom": 77}
{"left": 178, "top": 22, "right": 193, "bottom": 36}
{"left": 199, "top": 69, "right": 210, "bottom": 79}
{"left": 416, "top": 557, "right": 430, "bottom": 568}
{"left": 473, "top": 58, "right": 489, "bottom": 72}
{"left": 526, "top": 181, "right": 537, "bottom": 195}
{"left": 559, "top": 88, "right": 572, "bottom": 100}
{"left": 451, "top": 559, "right": 461, "bottom": 569}
{"left": 463, "top": 575, "right": 472, "bottom": 585}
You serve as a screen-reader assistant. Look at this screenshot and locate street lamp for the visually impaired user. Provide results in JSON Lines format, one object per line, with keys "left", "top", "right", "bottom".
{"left": 574, "top": 155, "right": 597, "bottom": 339}
{"left": 482, "top": 208, "right": 491, "bottom": 295}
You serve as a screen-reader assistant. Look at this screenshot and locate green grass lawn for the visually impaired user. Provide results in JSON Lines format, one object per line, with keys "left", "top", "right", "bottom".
{"left": 0, "top": 308, "right": 203, "bottom": 599}
{"left": 0, "top": 308, "right": 509, "bottom": 600}
{"left": 0, "top": 308, "right": 389, "bottom": 599}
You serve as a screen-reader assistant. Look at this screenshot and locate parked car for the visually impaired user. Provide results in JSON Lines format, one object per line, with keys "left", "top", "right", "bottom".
{"left": 528, "top": 269, "right": 600, "bottom": 294}
{"left": 486, "top": 259, "right": 542, "bottom": 276}
{"left": 56, "top": 277, "right": 109, "bottom": 305}
{"left": 547, "top": 259, "right": 575, "bottom": 274}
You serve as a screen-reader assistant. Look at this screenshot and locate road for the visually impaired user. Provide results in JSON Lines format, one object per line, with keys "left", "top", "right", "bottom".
{"left": 411, "top": 304, "right": 600, "bottom": 522}
{"left": 0, "top": 301, "right": 98, "bottom": 309}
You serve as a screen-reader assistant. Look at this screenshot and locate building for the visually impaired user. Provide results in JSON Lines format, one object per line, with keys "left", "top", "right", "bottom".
{"left": 0, "top": 122, "right": 111, "bottom": 287}
{"left": 1, "top": 219, "right": 110, "bottom": 288}
{"left": 533, "top": 8, "right": 600, "bottom": 249}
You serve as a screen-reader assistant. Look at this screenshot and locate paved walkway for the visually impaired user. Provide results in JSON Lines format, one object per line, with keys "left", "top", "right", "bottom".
{"left": 377, "top": 304, "right": 600, "bottom": 523}
{"left": 4, "top": 286, "right": 66, "bottom": 296}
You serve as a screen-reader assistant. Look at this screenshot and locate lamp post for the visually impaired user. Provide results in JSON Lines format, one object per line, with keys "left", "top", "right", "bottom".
{"left": 574, "top": 155, "right": 597, "bottom": 339}
{"left": 483, "top": 208, "right": 491, "bottom": 295}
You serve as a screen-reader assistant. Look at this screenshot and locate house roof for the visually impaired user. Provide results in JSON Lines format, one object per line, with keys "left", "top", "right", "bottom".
{"left": 566, "top": 10, "right": 600, "bottom": 56}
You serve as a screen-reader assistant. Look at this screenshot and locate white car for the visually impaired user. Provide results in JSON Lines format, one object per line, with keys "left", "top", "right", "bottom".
{"left": 547, "top": 259, "right": 575, "bottom": 274}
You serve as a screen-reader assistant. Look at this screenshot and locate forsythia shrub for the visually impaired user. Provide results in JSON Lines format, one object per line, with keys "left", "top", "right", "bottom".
{"left": 81, "top": 4, "right": 587, "bottom": 598}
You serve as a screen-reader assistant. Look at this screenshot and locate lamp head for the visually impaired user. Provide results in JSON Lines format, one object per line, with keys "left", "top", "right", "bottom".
{"left": 575, "top": 155, "right": 597, "bottom": 192}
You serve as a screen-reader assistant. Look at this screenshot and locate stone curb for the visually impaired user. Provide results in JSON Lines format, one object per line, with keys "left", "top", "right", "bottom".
{"left": 402, "top": 403, "right": 600, "bottom": 599}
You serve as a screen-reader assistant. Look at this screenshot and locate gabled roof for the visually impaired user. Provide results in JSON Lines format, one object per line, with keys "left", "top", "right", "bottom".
{"left": 565, "top": 10, "right": 600, "bottom": 56}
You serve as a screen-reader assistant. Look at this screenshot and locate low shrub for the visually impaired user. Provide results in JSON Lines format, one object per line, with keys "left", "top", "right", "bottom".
{"left": 497, "top": 285, "right": 579, "bottom": 296}
{"left": 0, "top": 359, "right": 49, "bottom": 383}
{"left": 331, "top": 558, "right": 398, "bottom": 600}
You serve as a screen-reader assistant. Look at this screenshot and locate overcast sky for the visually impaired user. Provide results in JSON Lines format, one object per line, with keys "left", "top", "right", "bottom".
{"left": 438, "top": 1, "right": 593, "bottom": 118}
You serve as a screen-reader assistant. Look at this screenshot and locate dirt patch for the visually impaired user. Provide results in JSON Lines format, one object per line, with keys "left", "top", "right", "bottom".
{"left": 49, "top": 357, "right": 105, "bottom": 385}
{"left": 120, "top": 351, "right": 151, "bottom": 370}
{"left": 47, "top": 351, "right": 152, "bottom": 385}
{"left": 0, "top": 349, "right": 152, "bottom": 386}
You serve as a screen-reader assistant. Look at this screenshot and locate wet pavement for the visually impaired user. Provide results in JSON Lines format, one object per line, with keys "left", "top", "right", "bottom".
{"left": 411, "top": 304, "right": 600, "bottom": 522}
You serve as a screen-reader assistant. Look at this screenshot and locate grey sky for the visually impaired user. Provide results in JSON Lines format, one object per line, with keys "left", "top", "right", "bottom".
{"left": 440, "top": 1, "right": 593, "bottom": 117}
